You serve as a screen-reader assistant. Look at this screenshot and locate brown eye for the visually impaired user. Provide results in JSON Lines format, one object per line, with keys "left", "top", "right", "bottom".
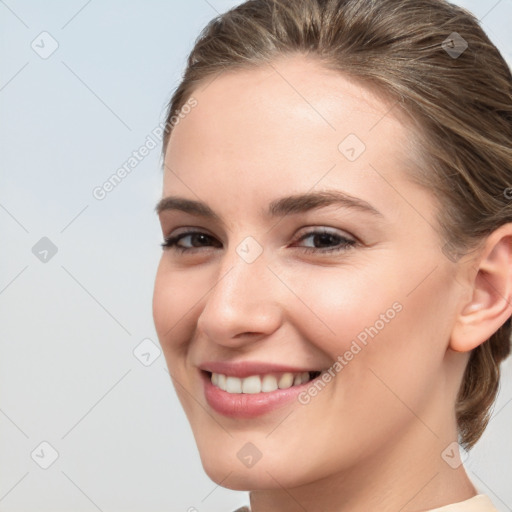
{"left": 161, "top": 231, "right": 221, "bottom": 252}
{"left": 294, "top": 229, "right": 356, "bottom": 254}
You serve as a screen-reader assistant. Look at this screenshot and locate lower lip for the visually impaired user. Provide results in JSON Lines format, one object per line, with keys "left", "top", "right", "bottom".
{"left": 201, "top": 370, "right": 319, "bottom": 418}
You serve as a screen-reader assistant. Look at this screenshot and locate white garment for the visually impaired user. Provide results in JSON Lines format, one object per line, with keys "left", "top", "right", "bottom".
{"left": 427, "top": 494, "right": 498, "bottom": 511}
{"left": 233, "top": 493, "right": 499, "bottom": 512}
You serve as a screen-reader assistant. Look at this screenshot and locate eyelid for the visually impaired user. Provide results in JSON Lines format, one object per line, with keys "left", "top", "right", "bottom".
{"left": 293, "top": 226, "right": 356, "bottom": 243}
{"left": 163, "top": 225, "right": 218, "bottom": 241}
{"left": 164, "top": 225, "right": 356, "bottom": 242}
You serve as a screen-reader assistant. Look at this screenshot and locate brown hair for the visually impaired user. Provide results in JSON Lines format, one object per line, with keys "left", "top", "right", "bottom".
{"left": 162, "top": 0, "right": 512, "bottom": 450}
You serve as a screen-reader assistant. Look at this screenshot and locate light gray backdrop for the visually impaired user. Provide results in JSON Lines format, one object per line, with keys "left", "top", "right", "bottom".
{"left": 1, "top": 1, "right": 511, "bottom": 511}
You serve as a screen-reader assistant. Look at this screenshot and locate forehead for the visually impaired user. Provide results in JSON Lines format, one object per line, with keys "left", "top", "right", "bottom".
{"left": 163, "top": 55, "right": 420, "bottom": 215}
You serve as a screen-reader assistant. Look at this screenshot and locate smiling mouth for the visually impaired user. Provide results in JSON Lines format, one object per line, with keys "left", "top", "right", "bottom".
{"left": 204, "top": 370, "right": 323, "bottom": 394}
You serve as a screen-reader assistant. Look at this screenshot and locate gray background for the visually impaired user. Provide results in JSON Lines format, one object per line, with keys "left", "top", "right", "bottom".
{"left": 0, "top": 1, "right": 511, "bottom": 511}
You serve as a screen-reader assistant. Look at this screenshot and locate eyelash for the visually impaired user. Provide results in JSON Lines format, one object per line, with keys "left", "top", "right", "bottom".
{"left": 160, "top": 229, "right": 357, "bottom": 255}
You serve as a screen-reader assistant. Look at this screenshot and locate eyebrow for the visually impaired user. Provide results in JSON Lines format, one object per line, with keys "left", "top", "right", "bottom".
{"left": 155, "top": 190, "right": 384, "bottom": 220}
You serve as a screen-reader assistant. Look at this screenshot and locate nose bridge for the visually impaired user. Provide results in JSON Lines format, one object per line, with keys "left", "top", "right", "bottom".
{"left": 197, "top": 237, "right": 282, "bottom": 342}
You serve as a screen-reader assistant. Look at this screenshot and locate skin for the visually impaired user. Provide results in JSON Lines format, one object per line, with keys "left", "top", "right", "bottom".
{"left": 152, "top": 55, "right": 512, "bottom": 512}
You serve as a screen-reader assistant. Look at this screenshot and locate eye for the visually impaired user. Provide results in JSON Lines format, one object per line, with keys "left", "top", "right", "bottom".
{"left": 292, "top": 228, "right": 356, "bottom": 254}
{"left": 161, "top": 231, "right": 221, "bottom": 253}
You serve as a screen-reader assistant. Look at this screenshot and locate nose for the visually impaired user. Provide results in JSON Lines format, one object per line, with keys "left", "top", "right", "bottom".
{"left": 196, "top": 242, "right": 283, "bottom": 349}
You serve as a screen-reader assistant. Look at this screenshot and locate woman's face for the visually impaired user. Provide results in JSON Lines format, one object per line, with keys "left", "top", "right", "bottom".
{"left": 153, "top": 55, "right": 468, "bottom": 490}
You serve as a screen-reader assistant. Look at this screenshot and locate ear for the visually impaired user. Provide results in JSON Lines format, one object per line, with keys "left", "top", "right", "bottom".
{"left": 450, "top": 223, "right": 512, "bottom": 352}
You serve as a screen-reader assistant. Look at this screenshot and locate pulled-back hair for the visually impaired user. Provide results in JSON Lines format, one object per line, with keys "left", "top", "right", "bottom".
{"left": 162, "top": 0, "right": 512, "bottom": 450}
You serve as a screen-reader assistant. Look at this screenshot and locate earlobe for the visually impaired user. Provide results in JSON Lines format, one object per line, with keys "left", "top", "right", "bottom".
{"left": 450, "top": 224, "right": 512, "bottom": 353}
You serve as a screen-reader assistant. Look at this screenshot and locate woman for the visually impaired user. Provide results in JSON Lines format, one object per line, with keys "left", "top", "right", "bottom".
{"left": 152, "top": 0, "right": 512, "bottom": 510}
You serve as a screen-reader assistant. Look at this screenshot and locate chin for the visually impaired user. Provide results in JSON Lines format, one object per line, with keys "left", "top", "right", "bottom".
{"left": 199, "top": 447, "right": 317, "bottom": 491}
{"left": 202, "top": 463, "right": 287, "bottom": 491}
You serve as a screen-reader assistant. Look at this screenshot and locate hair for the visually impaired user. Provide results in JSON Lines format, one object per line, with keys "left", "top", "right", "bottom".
{"left": 162, "top": 0, "right": 512, "bottom": 450}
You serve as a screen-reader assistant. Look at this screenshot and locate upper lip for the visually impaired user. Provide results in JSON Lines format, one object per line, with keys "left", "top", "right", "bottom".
{"left": 198, "top": 361, "right": 321, "bottom": 378}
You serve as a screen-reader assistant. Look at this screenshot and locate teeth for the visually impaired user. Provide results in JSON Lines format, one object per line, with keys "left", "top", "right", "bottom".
{"left": 226, "top": 376, "right": 242, "bottom": 393}
{"left": 242, "top": 375, "right": 261, "bottom": 394}
{"left": 278, "top": 373, "right": 294, "bottom": 389}
{"left": 261, "top": 374, "right": 278, "bottom": 392}
{"left": 210, "top": 370, "right": 319, "bottom": 394}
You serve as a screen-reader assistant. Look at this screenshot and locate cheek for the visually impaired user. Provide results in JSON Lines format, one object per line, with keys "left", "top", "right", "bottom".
{"left": 152, "top": 261, "right": 173, "bottom": 338}
{"left": 322, "top": 261, "right": 455, "bottom": 418}
{"left": 288, "top": 259, "right": 449, "bottom": 399}
{"left": 286, "top": 264, "right": 401, "bottom": 357}
{"left": 152, "top": 260, "right": 200, "bottom": 357}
